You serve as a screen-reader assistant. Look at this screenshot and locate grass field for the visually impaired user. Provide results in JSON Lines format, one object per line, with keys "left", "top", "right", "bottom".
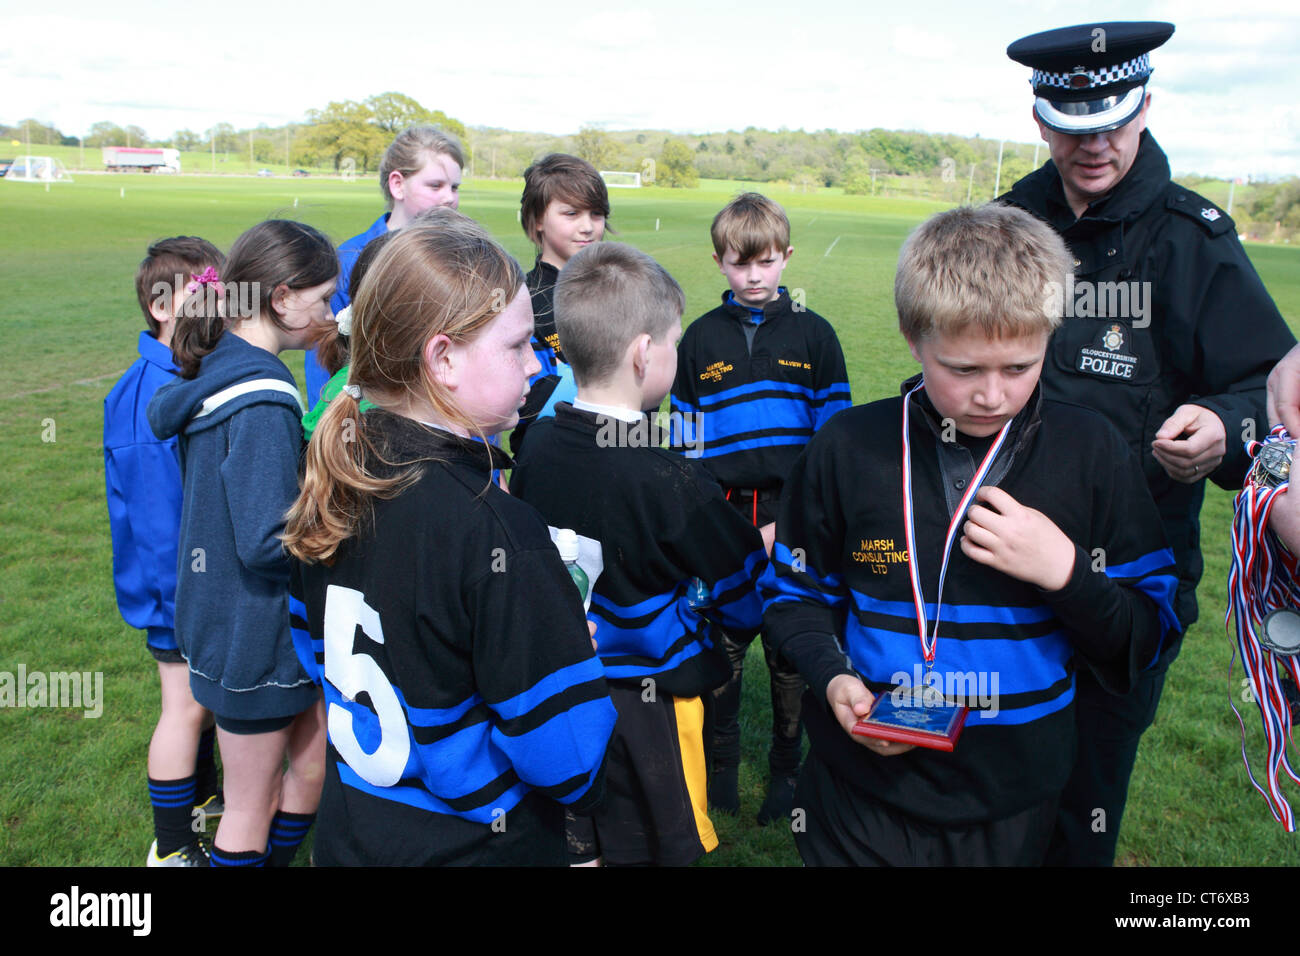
{"left": 1, "top": 172, "right": 1298, "bottom": 867}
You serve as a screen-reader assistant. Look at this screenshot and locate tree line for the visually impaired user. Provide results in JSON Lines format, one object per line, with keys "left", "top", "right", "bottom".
{"left": 5, "top": 95, "right": 1297, "bottom": 239}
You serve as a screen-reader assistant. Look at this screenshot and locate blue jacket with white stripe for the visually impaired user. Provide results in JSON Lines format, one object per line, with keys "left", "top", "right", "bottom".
{"left": 670, "top": 289, "right": 850, "bottom": 491}
{"left": 147, "top": 333, "right": 315, "bottom": 720}
{"left": 762, "top": 383, "right": 1179, "bottom": 825}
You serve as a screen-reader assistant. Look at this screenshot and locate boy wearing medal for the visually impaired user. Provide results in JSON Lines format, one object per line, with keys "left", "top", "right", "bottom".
{"left": 762, "top": 203, "right": 1180, "bottom": 865}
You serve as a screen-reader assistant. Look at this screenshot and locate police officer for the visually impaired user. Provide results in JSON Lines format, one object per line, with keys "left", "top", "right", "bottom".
{"left": 1000, "top": 21, "right": 1296, "bottom": 865}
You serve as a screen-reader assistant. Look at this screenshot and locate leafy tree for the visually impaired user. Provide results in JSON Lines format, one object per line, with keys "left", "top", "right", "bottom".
{"left": 574, "top": 125, "right": 616, "bottom": 171}
{"left": 364, "top": 92, "right": 467, "bottom": 140}
{"left": 253, "top": 125, "right": 280, "bottom": 164}
{"left": 657, "top": 139, "right": 698, "bottom": 188}
{"left": 173, "top": 129, "right": 201, "bottom": 151}
{"left": 15, "top": 118, "right": 62, "bottom": 145}
{"left": 426, "top": 110, "right": 467, "bottom": 141}
{"left": 208, "top": 123, "right": 238, "bottom": 153}
{"left": 86, "top": 121, "right": 126, "bottom": 147}
{"left": 367, "top": 92, "right": 430, "bottom": 133}
{"left": 301, "top": 100, "right": 386, "bottom": 171}
{"left": 125, "top": 125, "right": 148, "bottom": 147}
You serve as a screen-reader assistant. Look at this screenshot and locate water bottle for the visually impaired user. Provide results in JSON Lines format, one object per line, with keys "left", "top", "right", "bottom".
{"left": 687, "top": 577, "right": 711, "bottom": 611}
{"left": 556, "top": 528, "right": 588, "bottom": 603}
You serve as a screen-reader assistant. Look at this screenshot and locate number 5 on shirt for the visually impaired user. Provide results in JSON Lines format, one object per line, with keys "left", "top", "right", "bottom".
{"left": 323, "top": 584, "right": 410, "bottom": 787}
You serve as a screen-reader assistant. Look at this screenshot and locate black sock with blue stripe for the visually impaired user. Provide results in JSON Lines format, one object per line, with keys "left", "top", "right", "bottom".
{"left": 210, "top": 844, "right": 270, "bottom": 867}
{"left": 194, "top": 726, "right": 220, "bottom": 808}
{"left": 149, "top": 775, "right": 197, "bottom": 856}
{"left": 268, "top": 810, "right": 315, "bottom": 867}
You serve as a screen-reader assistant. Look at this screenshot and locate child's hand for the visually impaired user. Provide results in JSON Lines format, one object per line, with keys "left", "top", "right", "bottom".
{"left": 960, "top": 487, "right": 1076, "bottom": 592}
{"left": 826, "top": 674, "right": 915, "bottom": 756}
{"left": 759, "top": 522, "right": 776, "bottom": 557}
{"left": 587, "top": 620, "right": 598, "bottom": 652}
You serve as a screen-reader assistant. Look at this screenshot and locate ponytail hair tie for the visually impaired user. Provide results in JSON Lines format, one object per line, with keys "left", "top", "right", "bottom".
{"left": 341, "top": 384, "right": 361, "bottom": 401}
{"left": 185, "top": 266, "right": 221, "bottom": 295}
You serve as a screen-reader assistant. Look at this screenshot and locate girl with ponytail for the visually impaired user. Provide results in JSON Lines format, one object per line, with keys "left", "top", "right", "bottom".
{"left": 284, "top": 208, "right": 615, "bottom": 866}
{"left": 148, "top": 219, "right": 337, "bottom": 867}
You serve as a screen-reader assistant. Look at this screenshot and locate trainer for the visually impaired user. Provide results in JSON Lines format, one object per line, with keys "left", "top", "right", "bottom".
{"left": 1000, "top": 20, "right": 1296, "bottom": 865}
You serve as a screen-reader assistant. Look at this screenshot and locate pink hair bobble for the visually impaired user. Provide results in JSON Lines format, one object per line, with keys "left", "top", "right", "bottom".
{"left": 185, "top": 266, "right": 221, "bottom": 295}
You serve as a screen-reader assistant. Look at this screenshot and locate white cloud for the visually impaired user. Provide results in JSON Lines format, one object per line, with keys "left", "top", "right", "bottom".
{"left": 1, "top": 0, "right": 1296, "bottom": 177}
{"left": 892, "top": 24, "right": 957, "bottom": 60}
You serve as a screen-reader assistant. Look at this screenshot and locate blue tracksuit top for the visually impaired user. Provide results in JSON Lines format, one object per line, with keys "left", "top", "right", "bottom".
{"left": 104, "top": 331, "right": 184, "bottom": 650}
{"left": 305, "top": 212, "right": 390, "bottom": 405}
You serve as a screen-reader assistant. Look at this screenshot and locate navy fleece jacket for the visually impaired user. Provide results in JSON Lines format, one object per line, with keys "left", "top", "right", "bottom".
{"left": 147, "top": 333, "right": 317, "bottom": 719}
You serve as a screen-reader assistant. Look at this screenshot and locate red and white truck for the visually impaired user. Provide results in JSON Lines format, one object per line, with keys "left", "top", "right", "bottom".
{"left": 102, "top": 147, "right": 181, "bottom": 173}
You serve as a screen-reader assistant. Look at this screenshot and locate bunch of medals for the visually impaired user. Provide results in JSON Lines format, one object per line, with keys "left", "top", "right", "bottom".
{"left": 1227, "top": 425, "right": 1300, "bottom": 830}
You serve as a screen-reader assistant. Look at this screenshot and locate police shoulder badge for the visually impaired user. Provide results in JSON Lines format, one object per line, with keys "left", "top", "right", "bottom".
{"left": 1201, "top": 207, "right": 1221, "bottom": 222}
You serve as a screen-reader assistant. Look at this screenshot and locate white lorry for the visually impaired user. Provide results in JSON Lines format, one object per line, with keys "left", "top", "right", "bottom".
{"left": 102, "top": 147, "right": 181, "bottom": 173}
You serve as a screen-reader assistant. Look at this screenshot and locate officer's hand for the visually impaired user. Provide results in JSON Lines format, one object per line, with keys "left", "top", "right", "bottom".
{"left": 960, "top": 487, "right": 1076, "bottom": 592}
{"left": 1152, "top": 404, "right": 1226, "bottom": 483}
{"left": 827, "top": 674, "right": 914, "bottom": 755}
{"left": 1267, "top": 344, "right": 1300, "bottom": 437}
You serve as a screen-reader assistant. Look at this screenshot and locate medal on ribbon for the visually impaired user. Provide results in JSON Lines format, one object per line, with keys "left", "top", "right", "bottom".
{"left": 1227, "top": 425, "right": 1300, "bottom": 830}
{"left": 852, "top": 381, "right": 1012, "bottom": 752}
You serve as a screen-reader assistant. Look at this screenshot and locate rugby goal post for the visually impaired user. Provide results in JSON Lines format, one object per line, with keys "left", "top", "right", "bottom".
{"left": 4, "top": 155, "right": 71, "bottom": 183}
{"left": 599, "top": 170, "right": 641, "bottom": 188}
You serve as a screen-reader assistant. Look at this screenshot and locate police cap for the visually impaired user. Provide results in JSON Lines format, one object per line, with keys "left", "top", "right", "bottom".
{"left": 1008, "top": 21, "right": 1174, "bottom": 135}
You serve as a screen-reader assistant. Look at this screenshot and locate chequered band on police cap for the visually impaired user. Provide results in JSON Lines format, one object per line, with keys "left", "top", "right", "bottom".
{"left": 1031, "top": 53, "right": 1150, "bottom": 92}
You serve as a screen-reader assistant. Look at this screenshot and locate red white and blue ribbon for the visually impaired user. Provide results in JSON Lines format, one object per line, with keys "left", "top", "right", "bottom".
{"left": 901, "top": 380, "right": 1014, "bottom": 668}
{"left": 1227, "top": 424, "right": 1300, "bottom": 831}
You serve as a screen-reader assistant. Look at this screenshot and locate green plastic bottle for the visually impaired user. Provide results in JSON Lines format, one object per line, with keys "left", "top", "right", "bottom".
{"left": 556, "top": 528, "right": 589, "bottom": 603}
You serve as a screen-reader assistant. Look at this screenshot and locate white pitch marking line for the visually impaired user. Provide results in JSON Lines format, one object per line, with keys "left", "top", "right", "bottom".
{"left": 823, "top": 236, "right": 841, "bottom": 258}
{"left": 2, "top": 370, "right": 125, "bottom": 401}
{"left": 808, "top": 217, "right": 818, "bottom": 226}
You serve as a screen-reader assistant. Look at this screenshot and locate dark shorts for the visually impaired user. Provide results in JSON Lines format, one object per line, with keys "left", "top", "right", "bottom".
{"left": 567, "top": 682, "right": 715, "bottom": 866}
{"left": 146, "top": 628, "right": 185, "bottom": 664}
{"left": 793, "top": 750, "right": 1058, "bottom": 866}
{"left": 214, "top": 712, "right": 297, "bottom": 735}
{"left": 722, "top": 485, "right": 781, "bottom": 528}
{"left": 148, "top": 644, "right": 186, "bottom": 664}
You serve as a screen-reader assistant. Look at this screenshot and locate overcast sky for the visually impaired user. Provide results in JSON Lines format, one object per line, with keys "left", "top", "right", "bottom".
{"left": 3, "top": 0, "right": 1297, "bottom": 178}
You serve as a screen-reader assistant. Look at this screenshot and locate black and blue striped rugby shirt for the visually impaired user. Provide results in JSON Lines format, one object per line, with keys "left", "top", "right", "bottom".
{"left": 291, "top": 411, "right": 616, "bottom": 865}
{"left": 763, "top": 385, "right": 1179, "bottom": 825}
{"left": 670, "top": 289, "right": 851, "bottom": 492}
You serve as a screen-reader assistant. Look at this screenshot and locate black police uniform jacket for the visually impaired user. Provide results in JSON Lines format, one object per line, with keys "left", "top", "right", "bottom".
{"left": 1001, "top": 131, "right": 1295, "bottom": 635}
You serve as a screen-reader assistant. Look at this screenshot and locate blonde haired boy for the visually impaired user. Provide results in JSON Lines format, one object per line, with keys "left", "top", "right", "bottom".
{"left": 762, "top": 203, "right": 1179, "bottom": 866}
